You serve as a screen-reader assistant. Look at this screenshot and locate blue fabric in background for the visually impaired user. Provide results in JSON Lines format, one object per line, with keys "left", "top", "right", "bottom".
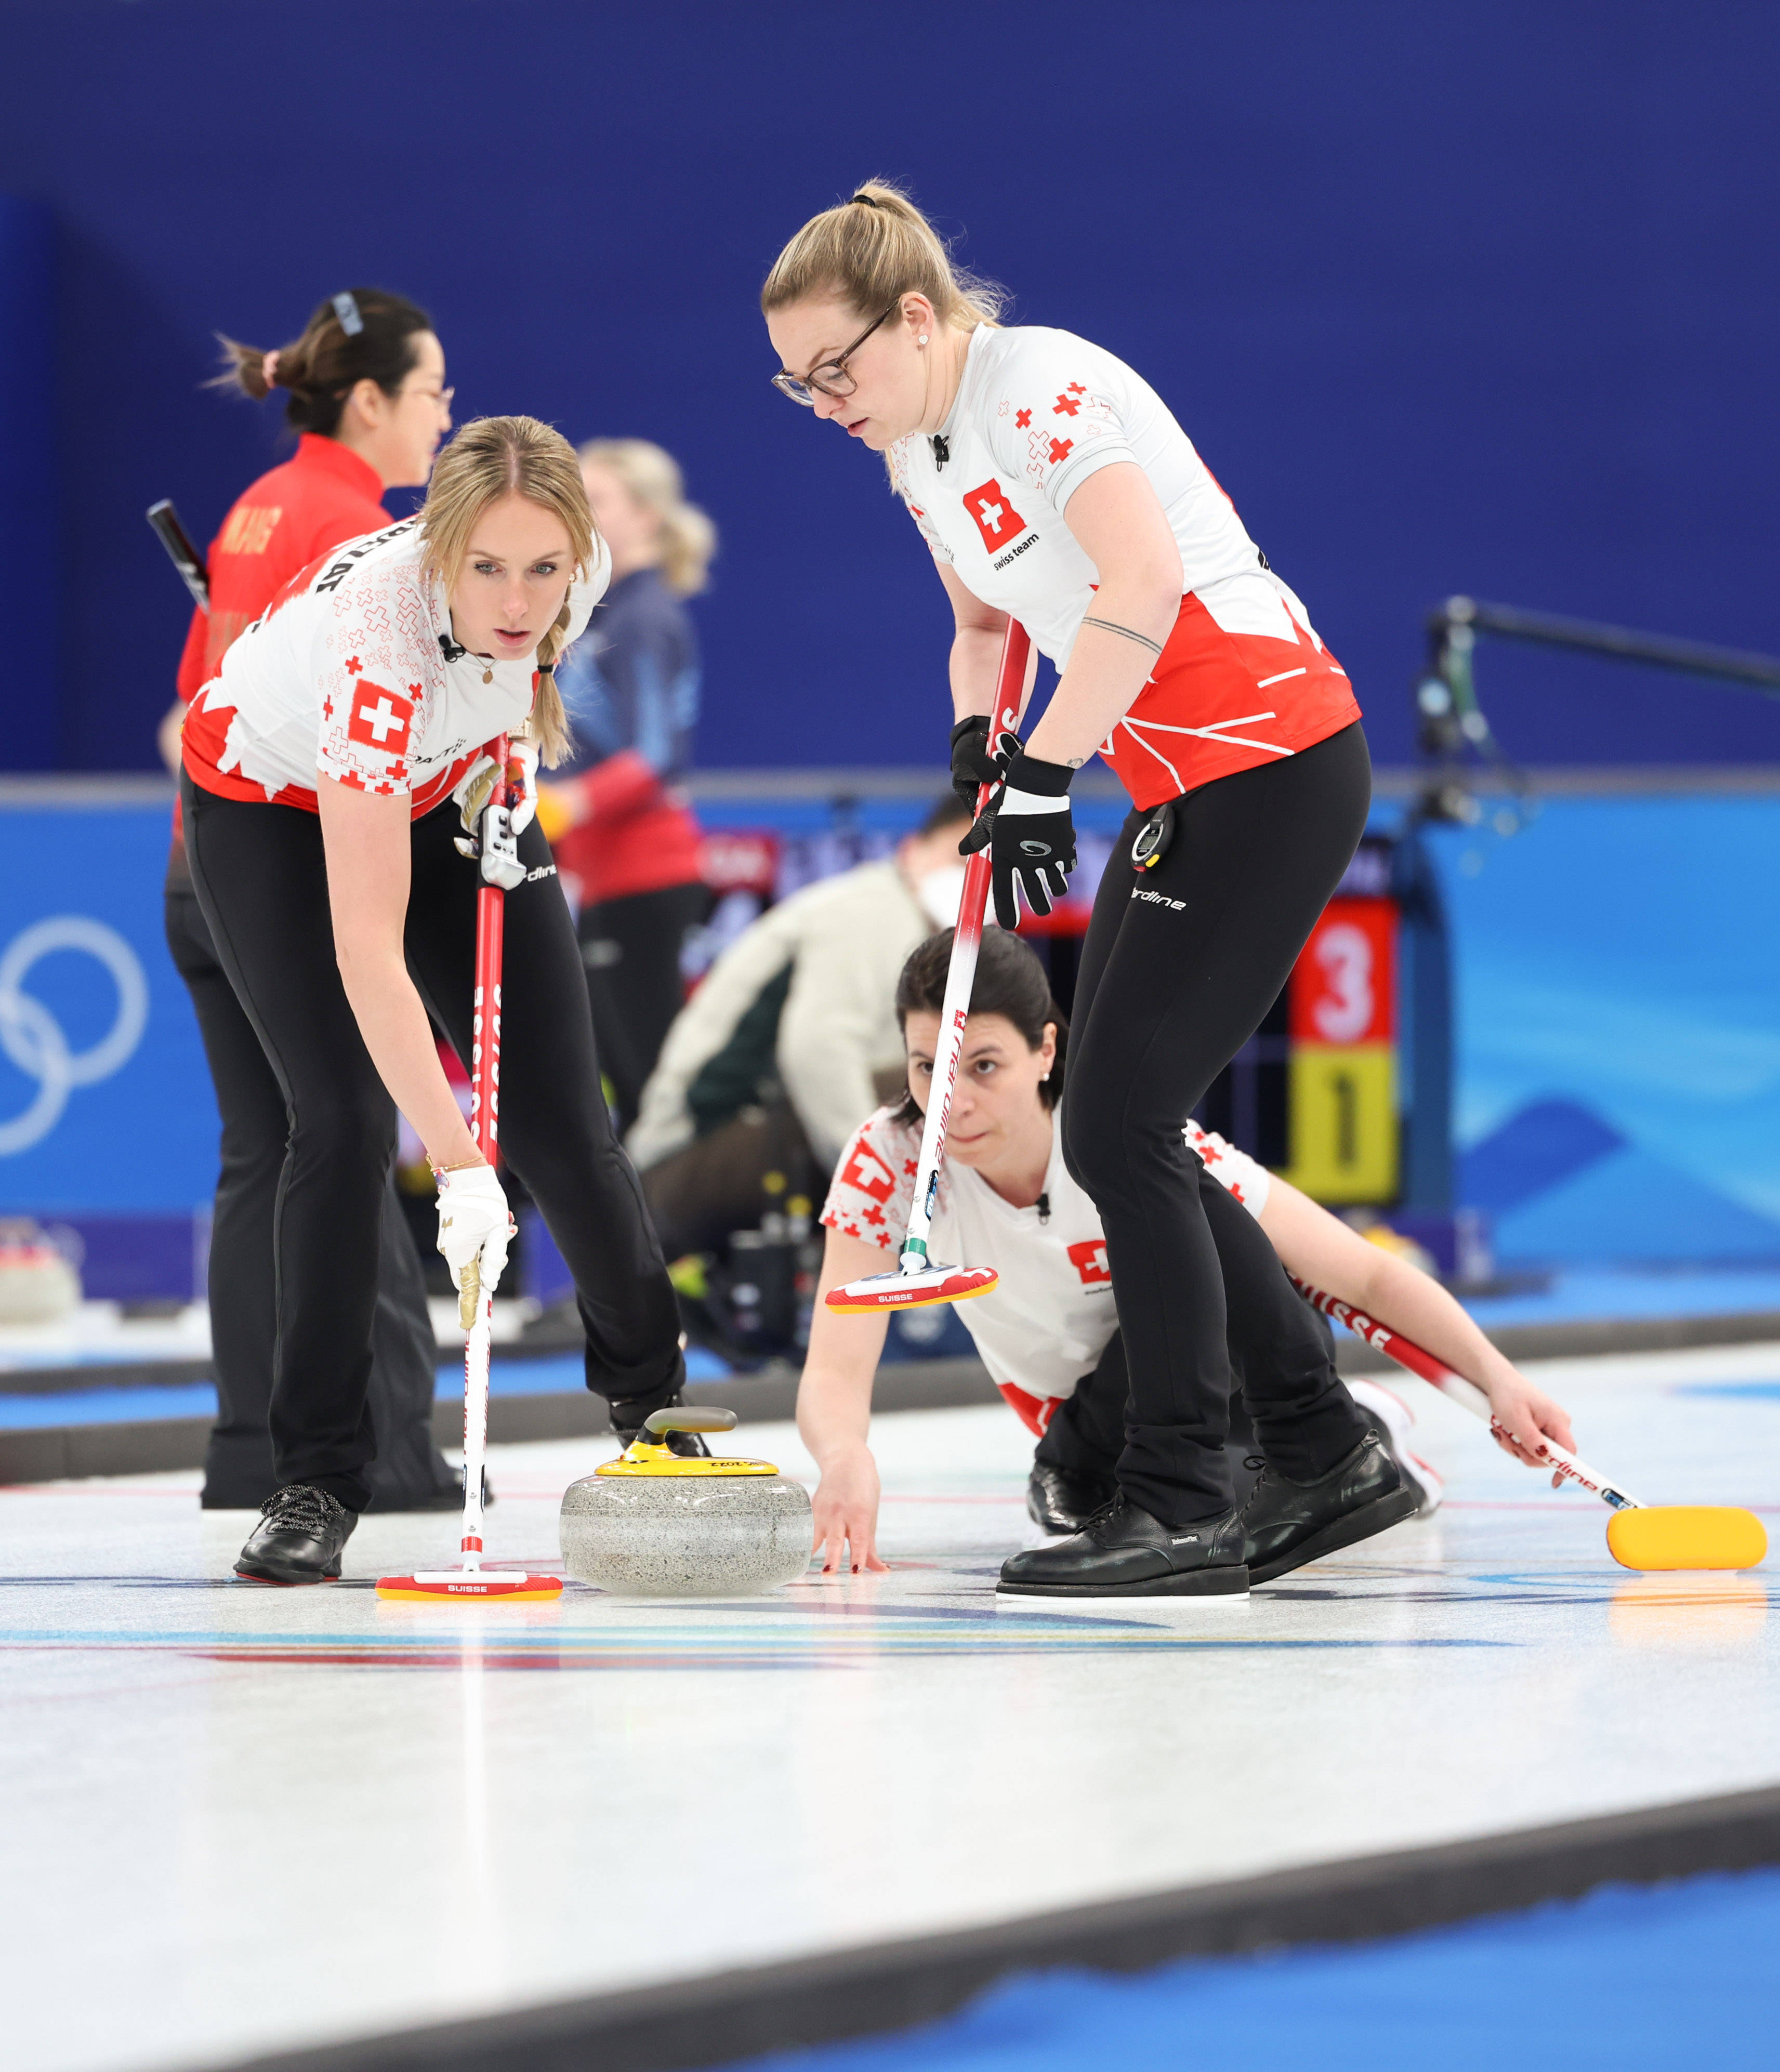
{"left": 725, "top": 1869, "right": 1780, "bottom": 2072}
{"left": 3, "top": 2, "right": 1778, "bottom": 775}
{"left": 1426, "top": 796, "right": 1780, "bottom": 1263}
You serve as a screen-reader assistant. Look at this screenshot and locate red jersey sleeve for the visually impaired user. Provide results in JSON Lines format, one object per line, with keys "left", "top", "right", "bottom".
{"left": 821, "top": 1109, "right": 920, "bottom": 1251}
{"left": 174, "top": 602, "right": 210, "bottom": 706}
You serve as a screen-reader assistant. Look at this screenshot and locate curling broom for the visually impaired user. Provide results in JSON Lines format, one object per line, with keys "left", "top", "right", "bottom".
{"left": 1293, "top": 1278, "right": 1766, "bottom": 1573}
{"left": 825, "top": 618, "right": 1032, "bottom": 1316}
{"left": 378, "top": 736, "right": 563, "bottom": 1603}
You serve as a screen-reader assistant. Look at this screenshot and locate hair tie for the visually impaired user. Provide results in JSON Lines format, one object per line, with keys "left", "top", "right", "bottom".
{"left": 331, "top": 290, "right": 364, "bottom": 337}
{"left": 850, "top": 192, "right": 879, "bottom": 208}
{"left": 260, "top": 348, "right": 282, "bottom": 388}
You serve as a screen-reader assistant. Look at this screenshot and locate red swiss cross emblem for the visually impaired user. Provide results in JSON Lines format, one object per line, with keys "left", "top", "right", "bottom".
{"left": 1067, "top": 1238, "right": 1111, "bottom": 1286}
{"left": 347, "top": 678, "right": 414, "bottom": 755}
{"left": 962, "top": 479, "right": 1026, "bottom": 551}
{"left": 840, "top": 1138, "right": 897, "bottom": 1203}
{"left": 1052, "top": 389, "right": 1083, "bottom": 417}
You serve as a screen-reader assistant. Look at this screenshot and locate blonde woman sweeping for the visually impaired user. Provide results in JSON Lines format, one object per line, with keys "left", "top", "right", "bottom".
{"left": 180, "top": 416, "right": 687, "bottom": 1583}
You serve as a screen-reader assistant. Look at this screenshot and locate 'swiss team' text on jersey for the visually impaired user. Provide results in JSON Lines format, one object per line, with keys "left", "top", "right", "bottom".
{"left": 889, "top": 326, "right": 1360, "bottom": 809}
{"left": 822, "top": 1108, "right": 1269, "bottom": 1433}
{"left": 182, "top": 518, "right": 609, "bottom": 817}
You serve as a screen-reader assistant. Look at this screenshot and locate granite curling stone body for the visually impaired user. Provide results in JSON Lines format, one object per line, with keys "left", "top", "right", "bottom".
{"left": 560, "top": 1407, "right": 812, "bottom": 1596}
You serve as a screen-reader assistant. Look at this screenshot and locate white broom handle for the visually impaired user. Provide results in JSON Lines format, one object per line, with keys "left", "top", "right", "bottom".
{"left": 1290, "top": 1277, "right": 1645, "bottom": 1511}
{"left": 458, "top": 757, "right": 510, "bottom": 1568}
{"left": 900, "top": 621, "right": 1032, "bottom": 1272}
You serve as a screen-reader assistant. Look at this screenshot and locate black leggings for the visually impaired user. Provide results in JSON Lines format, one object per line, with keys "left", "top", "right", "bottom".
{"left": 1034, "top": 1172, "right": 1365, "bottom": 1507}
{"left": 1060, "top": 722, "right": 1372, "bottom": 1523}
{"left": 181, "top": 777, "right": 684, "bottom": 1511}
{"left": 164, "top": 888, "right": 452, "bottom": 1511}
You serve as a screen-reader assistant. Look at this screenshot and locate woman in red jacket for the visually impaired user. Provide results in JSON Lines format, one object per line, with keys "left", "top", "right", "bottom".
{"left": 159, "top": 287, "right": 456, "bottom": 1512}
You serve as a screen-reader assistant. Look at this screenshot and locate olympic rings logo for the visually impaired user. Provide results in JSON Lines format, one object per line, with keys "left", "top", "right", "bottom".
{"left": 0, "top": 917, "right": 149, "bottom": 1156}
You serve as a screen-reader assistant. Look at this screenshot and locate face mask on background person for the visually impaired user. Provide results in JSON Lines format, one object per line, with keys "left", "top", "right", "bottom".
{"left": 915, "top": 864, "right": 967, "bottom": 928}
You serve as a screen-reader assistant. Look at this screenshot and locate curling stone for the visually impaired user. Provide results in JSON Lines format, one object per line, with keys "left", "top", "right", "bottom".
{"left": 559, "top": 1406, "right": 812, "bottom": 1598}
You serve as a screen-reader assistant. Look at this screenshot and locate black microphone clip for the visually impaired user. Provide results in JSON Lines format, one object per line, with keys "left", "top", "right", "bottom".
{"left": 931, "top": 434, "right": 950, "bottom": 470}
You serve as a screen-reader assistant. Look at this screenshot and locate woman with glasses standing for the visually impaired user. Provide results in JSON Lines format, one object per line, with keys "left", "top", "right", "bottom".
{"left": 762, "top": 184, "right": 1385, "bottom": 1601}
{"left": 158, "top": 288, "right": 463, "bottom": 1514}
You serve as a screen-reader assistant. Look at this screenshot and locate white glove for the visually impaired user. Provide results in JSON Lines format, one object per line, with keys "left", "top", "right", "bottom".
{"left": 455, "top": 738, "right": 539, "bottom": 838}
{"left": 435, "top": 1164, "right": 515, "bottom": 1326}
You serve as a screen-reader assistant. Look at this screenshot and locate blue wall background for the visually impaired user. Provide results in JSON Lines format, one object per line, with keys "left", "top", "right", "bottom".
{"left": 3, "top": 0, "right": 1779, "bottom": 774}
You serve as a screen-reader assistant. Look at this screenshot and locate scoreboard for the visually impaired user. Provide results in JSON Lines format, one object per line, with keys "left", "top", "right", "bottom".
{"left": 1283, "top": 893, "right": 1399, "bottom": 1202}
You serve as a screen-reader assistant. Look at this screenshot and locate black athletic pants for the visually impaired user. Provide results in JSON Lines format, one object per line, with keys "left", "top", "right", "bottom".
{"left": 164, "top": 887, "right": 453, "bottom": 1512}
{"left": 579, "top": 882, "right": 707, "bottom": 1128}
{"left": 1035, "top": 1172, "right": 1361, "bottom": 1511}
{"left": 181, "top": 777, "right": 685, "bottom": 1512}
{"left": 1061, "top": 722, "right": 1373, "bottom": 1524}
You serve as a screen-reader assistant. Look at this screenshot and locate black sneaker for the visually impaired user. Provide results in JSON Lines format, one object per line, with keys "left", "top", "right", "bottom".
{"left": 610, "top": 1392, "right": 711, "bottom": 1459}
{"left": 998, "top": 1493, "right": 1248, "bottom": 1599}
{"left": 1240, "top": 1429, "right": 1419, "bottom": 1586}
{"left": 234, "top": 1485, "right": 358, "bottom": 1585}
{"left": 1026, "top": 1462, "right": 1117, "bottom": 1535}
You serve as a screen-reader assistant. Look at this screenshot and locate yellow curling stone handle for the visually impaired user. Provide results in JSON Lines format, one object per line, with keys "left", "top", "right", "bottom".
{"left": 597, "top": 1403, "right": 782, "bottom": 1479}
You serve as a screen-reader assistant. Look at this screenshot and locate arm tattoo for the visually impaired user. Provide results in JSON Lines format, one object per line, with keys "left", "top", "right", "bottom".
{"left": 1080, "top": 614, "right": 1165, "bottom": 661}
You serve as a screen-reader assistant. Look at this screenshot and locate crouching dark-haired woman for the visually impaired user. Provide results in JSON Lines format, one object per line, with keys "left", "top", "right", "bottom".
{"left": 180, "top": 414, "right": 686, "bottom": 1583}
{"left": 802, "top": 930, "right": 1575, "bottom": 1581}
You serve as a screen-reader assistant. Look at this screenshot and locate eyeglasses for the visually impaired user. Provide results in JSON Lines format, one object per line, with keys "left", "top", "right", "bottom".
{"left": 771, "top": 303, "right": 898, "bottom": 405}
{"left": 402, "top": 381, "right": 455, "bottom": 417}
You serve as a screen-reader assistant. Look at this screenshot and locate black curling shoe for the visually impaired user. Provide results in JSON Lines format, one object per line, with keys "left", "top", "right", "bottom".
{"left": 1026, "top": 1462, "right": 1118, "bottom": 1535}
{"left": 234, "top": 1485, "right": 358, "bottom": 1585}
{"left": 999, "top": 1493, "right": 1249, "bottom": 1598}
{"left": 610, "top": 1392, "right": 711, "bottom": 1459}
{"left": 1240, "top": 1430, "right": 1419, "bottom": 1585}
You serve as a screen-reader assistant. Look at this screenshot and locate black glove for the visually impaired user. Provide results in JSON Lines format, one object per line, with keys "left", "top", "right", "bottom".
{"left": 948, "top": 713, "right": 1016, "bottom": 811}
{"left": 959, "top": 750, "right": 1076, "bottom": 929}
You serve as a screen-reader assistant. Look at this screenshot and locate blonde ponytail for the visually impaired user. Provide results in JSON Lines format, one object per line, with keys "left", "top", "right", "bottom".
{"left": 577, "top": 438, "right": 717, "bottom": 598}
{"left": 760, "top": 179, "right": 1006, "bottom": 331}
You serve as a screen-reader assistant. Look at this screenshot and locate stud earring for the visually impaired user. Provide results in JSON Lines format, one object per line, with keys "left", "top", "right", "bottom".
{"left": 918, "top": 334, "right": 929, "bottom": 346}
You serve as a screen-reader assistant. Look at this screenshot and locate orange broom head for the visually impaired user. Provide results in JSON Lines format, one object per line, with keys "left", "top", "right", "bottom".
{"left": 375, "top": 1570, "right": 563, "bottom": 1602}
{"left": 1605, "top": 1507, "right": 1768, "bottom": 1574}
{"left": 825, "top": 1264, "right": 998, "bottom": 1314}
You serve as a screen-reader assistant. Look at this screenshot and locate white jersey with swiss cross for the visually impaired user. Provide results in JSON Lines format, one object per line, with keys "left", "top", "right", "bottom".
{"left": 888, "top": 324, "right": 1304, "bottom": 671}
{"left": 183, "top": 517, "right": 609, "bottom": 816}
{"left": 822, "top": 1110, "right": 1269, "bottom": 1406}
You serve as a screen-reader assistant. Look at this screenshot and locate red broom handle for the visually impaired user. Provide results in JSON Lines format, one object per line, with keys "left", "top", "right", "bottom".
{"left": 469, "top": 734, "right": 509, "bottom": 1166}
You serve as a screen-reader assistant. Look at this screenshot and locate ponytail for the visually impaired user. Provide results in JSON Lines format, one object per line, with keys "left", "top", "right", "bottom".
{"left": 761, "top": 178, "right": 1006, "bottom": 332}
{"left": 209, "top": 286, "right": 433, "bottom": 438}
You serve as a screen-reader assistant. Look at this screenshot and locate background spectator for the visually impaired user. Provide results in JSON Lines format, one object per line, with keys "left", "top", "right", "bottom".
{"left": 628, "top": 796, "right": 971, "bottom": 1261}
{"left": 539, "top": 439, "right": 717, "bottom": 1127}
